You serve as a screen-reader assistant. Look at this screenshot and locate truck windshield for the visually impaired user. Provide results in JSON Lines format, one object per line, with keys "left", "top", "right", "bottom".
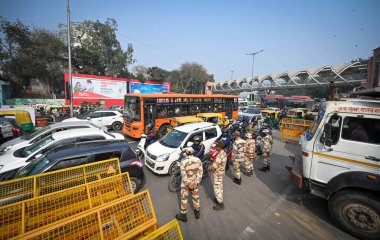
{"left": 124, "top": 97, "right": 141, "bottom": 121}
{"left": 306, "top": 108, "right": 325, "bottom": 141}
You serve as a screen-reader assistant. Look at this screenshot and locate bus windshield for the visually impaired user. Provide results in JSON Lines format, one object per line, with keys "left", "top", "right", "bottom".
{"left": 124, "top": 96, "right": 141, "bottom": 121}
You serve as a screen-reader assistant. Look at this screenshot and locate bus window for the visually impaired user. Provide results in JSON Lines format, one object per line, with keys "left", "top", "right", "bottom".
{"left": 125, "top": 96, "right": 141, "bottom": 121}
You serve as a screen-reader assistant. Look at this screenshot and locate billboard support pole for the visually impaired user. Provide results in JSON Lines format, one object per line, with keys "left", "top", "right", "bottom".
{"left": 67, "top": 0, "right": 73, "bottom": 117}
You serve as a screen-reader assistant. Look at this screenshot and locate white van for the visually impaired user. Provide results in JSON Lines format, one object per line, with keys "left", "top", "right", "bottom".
{"left": 145, "top": 122, "right": 221, "bottom": 175}
{"left": 288, "top": 99, "right": 380, "bottom": 240}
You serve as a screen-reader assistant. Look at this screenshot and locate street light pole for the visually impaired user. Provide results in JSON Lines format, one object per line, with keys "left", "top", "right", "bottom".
{"left": 230, "top": 70, "right": 234, "bottom": 81}
{"left": 246, "top": 50, "right": 263, "bottom": 102}
{"left": 67, "top": 0, "right": 73, "bottom": 117}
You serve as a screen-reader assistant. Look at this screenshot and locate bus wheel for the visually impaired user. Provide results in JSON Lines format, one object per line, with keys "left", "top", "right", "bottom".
{"left": 328, "top": 190, "right": 380, "bottom": 240}
{"left": 159, "top": 124, "right": 170, "bottom": 138}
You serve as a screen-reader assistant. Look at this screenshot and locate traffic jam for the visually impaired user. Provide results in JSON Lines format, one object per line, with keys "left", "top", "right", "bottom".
{"left": 1, "top": 82, "right": 379, "bottom": 239}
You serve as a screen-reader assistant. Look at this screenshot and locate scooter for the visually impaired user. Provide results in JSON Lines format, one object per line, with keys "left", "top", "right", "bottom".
{"left": 135, "top": 134, "right": 147, "bottom": 162}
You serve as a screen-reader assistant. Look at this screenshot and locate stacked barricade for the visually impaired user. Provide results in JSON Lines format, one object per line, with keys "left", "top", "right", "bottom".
{"left": 280, "top": 118, "right": 314, "bottom": 143}
{"left": 141, "top": 219, "right": 183, "bottom": 240}
{"left": 0, "top": 158, "right": 121, "bottom": 206}
{"left": 0, "top": 157, "right": 183, "bottom": 240}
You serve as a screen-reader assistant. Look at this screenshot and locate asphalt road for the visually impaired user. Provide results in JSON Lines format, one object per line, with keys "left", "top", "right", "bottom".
{"left": 124, "top": 131, "right": 356, "bottom": 240}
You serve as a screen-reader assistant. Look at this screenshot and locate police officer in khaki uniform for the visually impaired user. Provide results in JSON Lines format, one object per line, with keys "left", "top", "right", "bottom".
{"left": 259, "top": 129, "right": 273, "bottom": 172}
{"left": 232, "top": 130, "right": 247, "bottom": 185}
{"left": 244, "top": 128, "right": 256, "bottom": 177}
{"left": 175, "top": 147, "right": 203, "bottom": 222}
{"left": 209, "top": 141, "right": 227, "bottom": 210}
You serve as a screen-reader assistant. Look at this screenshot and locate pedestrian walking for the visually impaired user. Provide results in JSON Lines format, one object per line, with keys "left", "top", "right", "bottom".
{"left": 175, "top": 147, "right": 203, "bottom": 222}
{"left": 259, "top": 129, "right": 273, "bottom": 172}
{"left": 232, "top": 130, "right": 247, "bottom": 185}
{"left": 243, "top": 129, "right": 256, "bottom": 177}
{"left": 209, "top": 141, "right": 227, "bottom": 210}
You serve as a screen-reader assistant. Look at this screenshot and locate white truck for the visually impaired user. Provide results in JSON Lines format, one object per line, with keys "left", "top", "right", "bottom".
{"left": 287, "top": 99, "right": 380, "bottom": 240}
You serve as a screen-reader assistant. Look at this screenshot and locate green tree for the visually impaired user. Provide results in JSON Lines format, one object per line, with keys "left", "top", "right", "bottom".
{"left": 0, "top": 18, "right": 66, "bottom": 97}
{"left": 169, "top": 62, "right": 213, "bottom": 93}
{"left": 59, "top": 18, "right": 135, "bottom": 77}
{"left": 147, "top": 66, "right": 170, "bottom": 83}
{"left": 132, "top": 65, "right": 148, "bottom": 82}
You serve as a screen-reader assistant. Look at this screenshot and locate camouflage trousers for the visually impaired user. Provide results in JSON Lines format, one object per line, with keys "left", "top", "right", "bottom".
{"left": 180, "top": 182, "right": 200, "bottom": 214}
{"left": 233, "top": 160, "right": 243, "bottom": 179}
{"left": 262, "top": 152, "right": 270, "bottom": 166}
{"left": 212, "top": 174, "right": 224, "bottom": 203}
{"left": 244, "top": 156, "right": 254, "bottom": 172}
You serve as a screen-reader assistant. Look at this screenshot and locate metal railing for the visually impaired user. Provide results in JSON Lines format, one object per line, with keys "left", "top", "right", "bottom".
{"left": 141, "top": 219, "right": 183, "bottom": 240}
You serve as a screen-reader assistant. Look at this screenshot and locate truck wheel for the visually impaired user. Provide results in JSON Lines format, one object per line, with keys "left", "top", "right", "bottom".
{"left": 112, "top": 121, "right": 122, "bottom": 131}
{"left": 328, "top": 190, "right": 380, "bottom": 240}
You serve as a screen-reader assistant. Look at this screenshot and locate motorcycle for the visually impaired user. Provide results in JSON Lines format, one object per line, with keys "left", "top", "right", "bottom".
{"left": 168, "top": 152, "right": 211, "bottom": 193}
{"left": 135, "top": 134, "right": 147, "bottom": 161}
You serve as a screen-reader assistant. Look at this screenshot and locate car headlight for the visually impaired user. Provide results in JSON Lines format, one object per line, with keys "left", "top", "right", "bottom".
{"left": 3, "top": 145, "right": 13, "bottom": 152}
{"left": 156, "top": 153, "right": 170, "bottom": 162}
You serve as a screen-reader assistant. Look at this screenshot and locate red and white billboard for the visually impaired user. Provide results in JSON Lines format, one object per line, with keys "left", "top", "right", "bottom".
{"left": 64, "top": 73, "right": 170, "bottom": 106}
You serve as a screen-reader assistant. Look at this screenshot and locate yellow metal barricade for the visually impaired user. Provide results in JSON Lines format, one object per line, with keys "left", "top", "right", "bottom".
{"left": 0, "top": 158, "right": 121, "bottom": 206}
{"left": 280, "top": 118, "right": 313, "bottom": 143}
{"left": 141, "top": 219, "right": 183, "bottom": 240}
{"left": 0, "top": 172, "right": 133, "bottom": 240}
{"left": 15, "top": 190, "right": 157, "bottom": 240}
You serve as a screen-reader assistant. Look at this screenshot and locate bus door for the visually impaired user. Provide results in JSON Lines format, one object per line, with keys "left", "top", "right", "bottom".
{"left": 143, "top": 99, "right": 156, "bottom": 132}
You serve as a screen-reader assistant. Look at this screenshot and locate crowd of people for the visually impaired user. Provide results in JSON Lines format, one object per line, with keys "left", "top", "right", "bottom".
{"left": 175, "top": 124, "right": 274, "bottom": 222}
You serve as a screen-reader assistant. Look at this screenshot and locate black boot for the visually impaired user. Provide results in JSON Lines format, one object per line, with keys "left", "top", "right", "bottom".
{"left": 233, "top": 177, "right": 241, "bottom": 185}
{"left": 259, "top": 166, "right": 267, "bottom": 172}
{"left": 175, "top": 213, "right": 187, "bottom": 222}
{"left": 213, "top": 197, "right": 218, "bottom": 204}
{"left": 225, "top": 164, "right": 230, "bottom": 171}
{"left": 194, "top": 209, "right": 200, "bottom": 219}
{"left": 267, "top": 165, "right": 270, "bottom": 171}
{"left": 213, "top": 202, "right": 225, "bottom": 210}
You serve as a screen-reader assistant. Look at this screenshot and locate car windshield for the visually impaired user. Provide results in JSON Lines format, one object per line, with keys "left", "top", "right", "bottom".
{"left": 244, "top": 108, "right": 260, "bottom": 114}
{"left": 124, "top": 96, "right": 141, "bottom": 121}
{"left": 15, "top": 155, "right": 51, "bottom": 178}
{"left": 159, "top": 129, "right": 187, "bottom": 148}
{"left": 77, "top": 111, "right": 93, "bottom": 119}
{"left": 22, "top": 126, "right": 51, "bottom": 140}
{"left": 20, "top": 136, "right": 54, "bottom": 157}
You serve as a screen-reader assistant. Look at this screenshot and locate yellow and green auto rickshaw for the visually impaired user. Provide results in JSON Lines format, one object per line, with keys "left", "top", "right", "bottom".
{"left": 0, "top": 110, "right": 33, "bottom": 132}
{"left": 286, "top": 108, "right": 305, "bottom": 119}
{"left": 196, "top": 113, "right": 223, "bottom": 125}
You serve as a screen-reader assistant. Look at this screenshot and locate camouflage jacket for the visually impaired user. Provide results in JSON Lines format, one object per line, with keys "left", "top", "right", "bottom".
{"left": 232, "top": 138, "right": 247, "bottom": 162}
{"left": 211, "top": 149, "right": 227, "bottom": 178}
{"left": 180, "top": 155, "right": 203, "bottom": 186}
{"left": 263, "top": 135, "right": 273, "bottom": 153}
{"left": 245, "top": 138, "right": 256, "bottom": 158}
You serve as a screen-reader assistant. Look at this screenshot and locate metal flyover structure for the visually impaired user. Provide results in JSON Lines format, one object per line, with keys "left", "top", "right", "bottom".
{"left": 212, "top": 62, "right": 367, "bottom": 93}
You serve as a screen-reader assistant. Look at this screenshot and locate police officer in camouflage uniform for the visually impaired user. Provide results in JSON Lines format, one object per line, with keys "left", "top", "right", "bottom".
{"left": 175, "top": 147, "right": 203, "bottom": 222}
{"left": 243, "top": 128, "right": 256, "bottom": 177}
{"left": 232, "top": 130, "right": 247, "bottom": 185}
{"left": 209, "top": 141, "right": 227, "bottom": 210}
{"left": 259, "top": 129, "right": 273, "bottom": 172}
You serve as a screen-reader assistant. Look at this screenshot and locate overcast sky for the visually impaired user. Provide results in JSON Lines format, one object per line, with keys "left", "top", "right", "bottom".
{"left": 1, "top": 0, "right": 379, "bottom": 82}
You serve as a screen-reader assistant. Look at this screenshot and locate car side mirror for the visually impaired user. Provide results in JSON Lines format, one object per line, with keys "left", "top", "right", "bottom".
{"left": 323, "top": 123, "right": 332, "bottom": 147}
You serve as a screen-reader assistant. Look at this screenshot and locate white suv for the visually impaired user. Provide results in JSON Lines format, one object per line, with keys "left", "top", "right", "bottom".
{"left": 145, "top": 122, "right": 221, "bottom": 175}
{"left": 63, "top": 110, "right": 124, "bottom": 130}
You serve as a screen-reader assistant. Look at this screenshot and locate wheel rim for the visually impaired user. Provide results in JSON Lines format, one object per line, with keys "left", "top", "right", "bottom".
{"left": 130, "top": 181, "right": 137, "bottom": 192}
{"left": 114, "top": 122, "right": 121, "bottom": 130}
{"left": 343, "top": 203, "right": 380, "bottom": 233}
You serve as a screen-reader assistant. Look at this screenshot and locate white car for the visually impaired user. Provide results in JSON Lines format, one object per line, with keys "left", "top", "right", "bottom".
{"left": 63, "top": 110, "right": 124, "bottom": 130}
{"left": 145, "top": 122, "right": 221, "bottom": 175}
{"left": 0, "top": 121, "right": 100, "bottom": 154}
{"left": 0, "top": 128, "right": 124, "bottom": 180}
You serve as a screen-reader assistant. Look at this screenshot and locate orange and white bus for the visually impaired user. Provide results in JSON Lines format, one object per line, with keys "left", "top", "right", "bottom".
{"left": 122, "top": 93, "right": 239, "bottom": 138}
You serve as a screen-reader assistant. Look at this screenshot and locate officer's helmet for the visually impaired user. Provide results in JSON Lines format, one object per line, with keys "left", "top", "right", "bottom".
{"left": 193, "top": 135, "right": 202, "bottom": 143}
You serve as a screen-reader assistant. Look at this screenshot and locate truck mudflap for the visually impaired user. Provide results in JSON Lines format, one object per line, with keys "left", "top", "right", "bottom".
{"left": 285, "top": 154, "right": 303, "bottom": 188}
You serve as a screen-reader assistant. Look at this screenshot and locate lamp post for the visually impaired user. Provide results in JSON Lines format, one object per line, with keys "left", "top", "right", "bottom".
{"left": 246, "top": 50, "right": 263, "bottom": 102}
{"left": 230, "top": 70, "right": 234, "bottom": 81}
{"left": 67, "top": 0, "right": 73, "bottom": 117}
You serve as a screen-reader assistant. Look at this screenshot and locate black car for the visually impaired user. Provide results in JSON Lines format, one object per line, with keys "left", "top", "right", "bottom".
{"left": 0, "top": 118, "right": 23, "bottom": 144}
{"left": 14, "top": 140, "right": 144, "bottom": 193}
